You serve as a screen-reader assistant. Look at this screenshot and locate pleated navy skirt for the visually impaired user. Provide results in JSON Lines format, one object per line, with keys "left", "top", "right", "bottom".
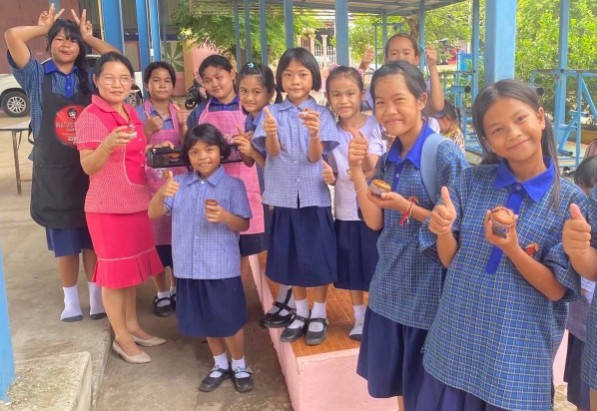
{"left": 266, "top": 206, "right": 337, "bottom": 287}
{"left": 356, "top": 308, "right": 427, "bottom": 408}
{"left": 415, "top": 371, "right": 508, "bottom": 411}
{"left": 176, "top": 276, "right": 247, "bottom": 338}
{"left": 334, "top": 220, "right": 379, "bottom": 291}
{"left": 564, "top": 333, "right": 590, "bottom": 410}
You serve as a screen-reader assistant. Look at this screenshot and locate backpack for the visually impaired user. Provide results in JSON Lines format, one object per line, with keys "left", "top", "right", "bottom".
{"left": 420, "top": 133, "right": 451, "bottom": 204}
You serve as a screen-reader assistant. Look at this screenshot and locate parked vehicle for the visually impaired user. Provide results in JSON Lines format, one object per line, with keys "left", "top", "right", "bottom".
{"left": 185, "top": 79, "right": 207, "bottom": 110}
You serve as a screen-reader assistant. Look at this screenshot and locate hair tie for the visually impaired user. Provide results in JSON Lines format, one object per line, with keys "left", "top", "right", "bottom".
{"left": 247, "top": 62, "right": 255, "bottom": 68}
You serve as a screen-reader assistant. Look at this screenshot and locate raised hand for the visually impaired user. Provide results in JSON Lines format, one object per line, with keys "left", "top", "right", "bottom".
{"left": 233, "top": 126, "right": 256, "bottom": 156}
{"left": 322, "top": 160, "right": 336, "bottom": 185}
{"left": 563, "top": 203, "right": 592, "bottom": 258}
{"left": 158, "top": 170, "right": 179, "bottom": 197}
{"left": 263, "top": 107, "right": 277, "bottom": 138}
{"left": 348, "top": 128, "right": 369, "bottom": 167}
{"left": 38, "top": 3, "right": 65, "bottom": 33}
{"left": 428, "top": 186, "right": 457, "bottom": 236}
{"left": 144, "top": 110, "right": 164, "bottom": 137}
{"left": 173, "top": 103, "right": 189, "bottom": 127}
{"left": 71, "top": 9, "right": 93, "bottom": 40}
{"left": 425, "top": 46, "right": 438, "bottom": 67}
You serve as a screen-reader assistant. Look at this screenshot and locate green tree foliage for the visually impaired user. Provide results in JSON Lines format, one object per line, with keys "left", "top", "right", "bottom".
{"left": 173, "top": 1, "right": 323, "bottom": 64}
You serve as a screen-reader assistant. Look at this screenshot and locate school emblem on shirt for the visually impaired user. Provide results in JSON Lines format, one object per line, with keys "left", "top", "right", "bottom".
{"left": 524, "top": 242, "right": 540, "bottom": 257}
{"left": 54, "top": 105, "right": 84, "bottom": 148}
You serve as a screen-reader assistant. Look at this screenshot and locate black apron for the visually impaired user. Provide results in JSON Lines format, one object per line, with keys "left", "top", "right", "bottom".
{"left": 30, "top": 72, "right": 91, "bottom": 229}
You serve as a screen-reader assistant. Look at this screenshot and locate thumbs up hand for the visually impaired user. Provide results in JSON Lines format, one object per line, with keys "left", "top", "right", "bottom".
{"left": 348, "top": 128, "right": 369, "bottom": 167}
{"left": 158, "top": 170, "right": 179, "bottom": 197}
{"left": 263, "top": 107, "right": 278, "bottom": 139}
{"left": 563, "top": 203, "right": 592, "bottom": 258}
{"left": 173, "top": 103, "right": 189, "bottom": 127}
{"left": 428, "top": 186, "right": 457, "bottom": 236}
{"left": 322, "top": 160, "right": 336, "bottom": 185}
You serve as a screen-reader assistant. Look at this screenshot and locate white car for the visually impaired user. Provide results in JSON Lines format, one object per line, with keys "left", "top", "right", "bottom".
{"left": 0, "top": 55, "right": 143, "bottom": 118}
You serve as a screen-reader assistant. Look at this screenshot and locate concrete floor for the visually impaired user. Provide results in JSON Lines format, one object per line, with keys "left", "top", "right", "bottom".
{"left": 0, "top": 112, "right": 291, "bottom": 410}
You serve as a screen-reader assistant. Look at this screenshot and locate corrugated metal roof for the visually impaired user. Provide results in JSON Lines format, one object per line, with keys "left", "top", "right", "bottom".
{"left": 188, "top": 0, "right": 467, "bottom": 16}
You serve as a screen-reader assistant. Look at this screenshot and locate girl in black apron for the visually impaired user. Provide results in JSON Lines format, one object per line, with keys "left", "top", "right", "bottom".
{"left": 5, "top": 5, "right": 118, "bottom": 321}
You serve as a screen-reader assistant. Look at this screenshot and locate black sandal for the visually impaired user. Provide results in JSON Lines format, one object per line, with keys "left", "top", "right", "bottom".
{"left": 260, "top": 288, "right": 294, "bottom": 329}
{"left": 153, "top": 296, "right": 172, "bottom": 317}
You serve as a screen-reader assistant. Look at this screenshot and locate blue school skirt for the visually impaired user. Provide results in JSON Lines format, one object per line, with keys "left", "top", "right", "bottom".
{"left": 239, "top": 233, "right": 266, "bottom": 256}
{"left": 266, "top": 206, "right": 337, "bottom": 287}
{"left": 564, "top": 333, "right": 590, "bottom": 410}
{"left": 46, "top": 227, "right": 93, "bottom": 257}
{"left": 334, "top": 220, "right": 378, "bottom": 291}
{"left": 415, "top": 371, "right": 508, "bottom": 411}
{"left": 356, "top": 308, "right": 427, "bottom": 406}
{"left": 176, "top": 276, "right": 247, "bottom": 338}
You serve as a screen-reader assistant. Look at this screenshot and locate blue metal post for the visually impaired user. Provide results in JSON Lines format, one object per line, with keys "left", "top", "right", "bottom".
{"left": 484, "top": 0, "right": 517, "bottom": 84}
{"left": 233, "top": 1, "right": 242, "bottom": 66}
{"left": 283, "top": 0, "right": 294, "bottom": 49}
{"left": 259, "top": 0, "right": 268, "bottom": 64}
{"left": 135, "top": 0, "right": 150, "bottom": 70}
{"left": 51, "top": 0, "right": 60, "bottom": 10}
{"left": 418, "top": 0, "right": 425, "bottom": 72}
{"left": 554, "top": 0, "right": 570, "bottom": 142}
{"left": 0, "top": 243, "right": 15, "bottom": 401}
{"left": 148, "top": 0, "right": 161, "bottom": 60}
{"left": 244, "top": 0, "right": 252, "bottom": 62}
{"left": 335, "top": 0, "right": 349, "bottom": 66}
{"left": 100, "top": 0, "right": 125, "bottom": 52}
{"left": 471, "top": 0, "right": 480, "bottom": 99}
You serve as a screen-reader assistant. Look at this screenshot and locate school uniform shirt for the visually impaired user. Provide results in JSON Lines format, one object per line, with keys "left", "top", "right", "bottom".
{"left": 420, "top": 159, "right": 583, "bottom": 410}
{"left": 186, "top": 96, "right": 241, "bottom": 130}
{"left": 253, "top": 97, "right": 340, "bottom": 208}
{"left": 567, "top": 277, "right": 595, "bottom": 342}
{"left": 368, "top": 125, "right": 468, "bottom": 329}
{"left": 582, "top": 186, "right": 597, "bottom": 390}
{"left": 8, "top": 53, "right": 93, "bottom": 139}
{"left": 163, "top": 166, "right": 251, "bottom": 280}
{"left": 327, "top": 116, "right": 386, "bottom": 221}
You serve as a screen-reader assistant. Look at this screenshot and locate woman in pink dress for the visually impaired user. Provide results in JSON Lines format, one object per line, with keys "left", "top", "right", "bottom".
{"left": 76, "top": 52, "right": 165, "bottom": 364}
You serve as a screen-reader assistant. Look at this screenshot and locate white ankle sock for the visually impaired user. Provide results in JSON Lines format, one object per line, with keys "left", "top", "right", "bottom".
{"left": 308, "top": 301, "right": 327, "bottom": 332}
{"left": 353, "top": 304, "right": 366, "bottom": 324}
{"left": 231, "top": 356, "right": 249, "bottom": 378}
{"left": 61, "top": 285, "right": 83, "bottom": 321}
{"left": 88, "top": 282, "right": 105, "bottom": 316}
{"left": 210, "top": 353, "right": 229, "bottom": 377}
{"left": 287, "top": 298, "right": 309, "bottom": 329}
{"left": 156, "top": 291, "right": 171, "bottom": 307}
{"left": 170, "top": 285, "right": 177, "bottom": 296}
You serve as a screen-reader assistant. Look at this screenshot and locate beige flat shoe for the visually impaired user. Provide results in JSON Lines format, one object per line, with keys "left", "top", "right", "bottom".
{"left": 131, "top": 334, "right": 167, "bottom": 347}
{"left": 112, "top": 341, "right": 151, "bottom": 364}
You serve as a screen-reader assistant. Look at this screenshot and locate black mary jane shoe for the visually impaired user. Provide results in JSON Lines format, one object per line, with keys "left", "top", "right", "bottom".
{"left": 280, "top": 314, "right": 309, "bottom": 343}
{"left": 153, "top": 296, "right": 172, "bottom": 317}
{"left": 262, "top": 301, "right": 295, "bottom": 329}
{"left": 305, "top": 317, "right": 328, "bottom": 346}
{"left": 198, "top": 366, "right": 231, "bottom": 392}
{"left": 232, "top": 366, "right": 254, "bottom": 392}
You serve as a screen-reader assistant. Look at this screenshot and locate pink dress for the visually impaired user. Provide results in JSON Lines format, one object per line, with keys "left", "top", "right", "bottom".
{"left": 143, "top": 101, "right": 186, "bottom": 245}
{"left": 75, "top": 96, "right": 163, "bottom": 289}
{"left": 198, "top": 99, "right": 264, "bottom": 235}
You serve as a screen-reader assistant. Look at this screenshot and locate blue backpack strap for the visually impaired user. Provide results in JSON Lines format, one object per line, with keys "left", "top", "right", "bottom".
{"left": 421, "top": 133, "right": 449, "bottom": 204}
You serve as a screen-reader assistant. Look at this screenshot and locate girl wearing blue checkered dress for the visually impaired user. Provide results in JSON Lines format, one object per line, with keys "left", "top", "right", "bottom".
{"left": 563, "top": 163, "right": 597, "bottom": 411}
{"left": 348, "top": 61, "right": 468, "bottom": 411}
{"left": 253, "top": 48, "right": 339, "bottom": 346}
{"left": 418, "top": 79, "right": 584, "bottom": 411}
{"left": 149, "top": 124, "right": 255, "bottom": 393}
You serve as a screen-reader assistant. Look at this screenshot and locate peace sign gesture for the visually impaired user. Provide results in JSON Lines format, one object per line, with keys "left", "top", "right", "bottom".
{"left": 71, "top": 8, "right": 93, "bottom": 40}
{"left": 38, "top": 3, "right": 65, "bottom": 33}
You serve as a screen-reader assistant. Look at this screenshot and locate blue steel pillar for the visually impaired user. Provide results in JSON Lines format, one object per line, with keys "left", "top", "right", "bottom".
{"left": 244, "top": 0, "right": 252, "bottom": 62}
{"left": 283, "top": 0, "right": 294, "bottom": 49}
{"left": 51, "top": 0, "right": 60, "bottom": 9}
{"left": 418, "top": 0, "right": 425, "bottom": 72}
{"left": 553, "top": 0, "right": 570, "bottom": 138}
{"left": 101, "top": 0, "right": 125, "bottom": 52}
{"left": 234, "top": 1, "right": 242, "bottom": 66}
{"left": 0, "top": 243, "right": 15, "bottom": 401}
{"left": 471, "top": 0, "right": 480, "bottom": 98}
{"left": 149, "top": 0, "right": 162, "bottom": 60}
{"left": 259, "top": 0, "right": 267, "bottom": 64}
{"left": 484, "top": 0, "right": 517, "bottom": 84}
{"left": 335, "top": 0, "right": 349, "bottom": 66}
{"left": 135, "top": 0, "right": 150, "bottom": 70}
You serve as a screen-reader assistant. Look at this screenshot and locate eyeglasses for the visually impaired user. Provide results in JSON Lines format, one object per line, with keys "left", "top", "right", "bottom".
{"left": 99, "top": 75, "right": 133, "bottom": 86}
